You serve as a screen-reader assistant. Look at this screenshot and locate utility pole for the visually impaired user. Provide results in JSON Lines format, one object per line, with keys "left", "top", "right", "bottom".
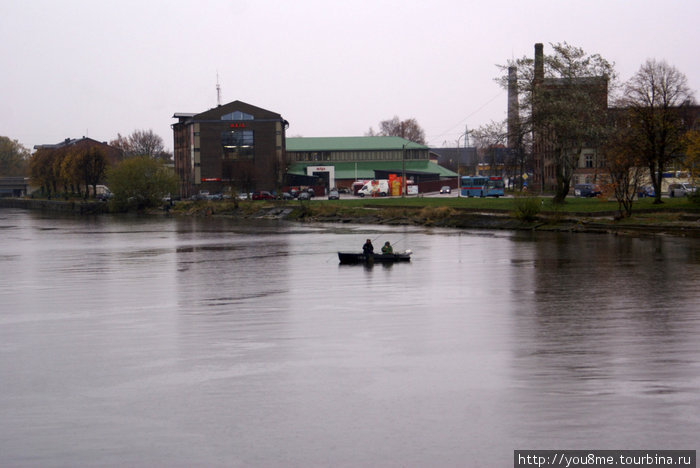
{"left": 402, "top": 144, "right": 406, "bottom": 197}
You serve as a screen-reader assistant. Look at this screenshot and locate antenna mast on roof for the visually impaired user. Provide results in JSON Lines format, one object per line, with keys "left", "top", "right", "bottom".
{"left": 216, "top": 72, "right": 222, "bottom": 106}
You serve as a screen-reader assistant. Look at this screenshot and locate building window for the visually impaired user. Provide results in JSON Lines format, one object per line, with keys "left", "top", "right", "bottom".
{"left": 222, "top": 130, "right": 254, "bottom": 160}
{"left": 584, "top": 153, "right": 594, "bottom": 168}
{"left": 221, "top": 111, "right": 254, "bottom": 121}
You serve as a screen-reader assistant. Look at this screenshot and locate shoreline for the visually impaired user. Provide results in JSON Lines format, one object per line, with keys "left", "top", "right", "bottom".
{"left": 3, "top": 197, "right": 700, "bottom": 237}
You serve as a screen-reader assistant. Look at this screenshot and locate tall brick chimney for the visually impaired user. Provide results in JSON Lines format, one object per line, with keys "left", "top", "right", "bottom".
{"left": 507, "top": 66, "right": 520, "bottom": 149}
{"left": 534, "top": 43, "right": 544, "bottom": 83}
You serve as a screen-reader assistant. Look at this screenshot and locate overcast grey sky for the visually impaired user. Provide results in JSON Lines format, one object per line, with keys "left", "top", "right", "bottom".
{"left": 2, "top": 0, "right": 698, "bottom": 151}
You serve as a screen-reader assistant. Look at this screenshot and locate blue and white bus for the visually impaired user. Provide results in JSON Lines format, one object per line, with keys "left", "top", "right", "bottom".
{"left": 459, "top": 176, "right": 505, "bottom": 198}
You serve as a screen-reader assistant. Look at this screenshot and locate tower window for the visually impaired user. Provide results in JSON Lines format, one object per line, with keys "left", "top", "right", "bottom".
{"left": 221, "top": 111, "right": 254, "bottom": 121}
{"left": 221, "top": 130, "right": 254, "bottom": 160}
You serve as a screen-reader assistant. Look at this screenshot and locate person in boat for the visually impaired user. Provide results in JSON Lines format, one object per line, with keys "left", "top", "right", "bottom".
{"left": 381, "top": 241, "right": 393, "bottom": 254}
{"left": 362, "top": 239, "right": 374, "bottom": 256}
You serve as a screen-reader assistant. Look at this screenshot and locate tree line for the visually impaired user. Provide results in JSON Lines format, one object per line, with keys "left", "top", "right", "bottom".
{"left": 29, "top": 144, "right": 110, "bottom": 199}
{"left": 486, "top": 42, "right": 698, "bottom": 215}
{"left": 0, "top": 129, "right": 178, "bottom": 211}
{"left": 0, "top": 137, "right": 31, "bottom": 177}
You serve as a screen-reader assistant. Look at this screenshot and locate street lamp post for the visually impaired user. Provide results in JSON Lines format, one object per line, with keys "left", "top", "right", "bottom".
{"left": 456, "top": 135, "right": 465, "bottom": 176}
{"left": 456, "top": 126, "right": 469, "bottom": 177}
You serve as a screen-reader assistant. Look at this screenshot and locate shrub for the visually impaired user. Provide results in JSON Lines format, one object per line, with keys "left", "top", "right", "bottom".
{"left": 418, "top": 206, "right": 455, "bottom": 220}
{"left": 106, "top": 157, "right": 178, "bottom": 211}
{"left": 512, "top": 195, "right": 542, "bottom": 222}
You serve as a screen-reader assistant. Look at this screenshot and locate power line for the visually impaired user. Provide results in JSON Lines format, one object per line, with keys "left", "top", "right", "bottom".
{"left": 427, "top": 90, "right": 505, "bottom": 145}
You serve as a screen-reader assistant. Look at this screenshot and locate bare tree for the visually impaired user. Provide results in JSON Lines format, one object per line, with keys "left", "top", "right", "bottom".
{"left": 367, "top": 116, "right": 426, "bottom": 144}
{"left": 619, "top": 59, "right": 695, "bottom": 204}
{"left": 109, "top": 133, "right": 131, "bottom": 159}
{"left": 130, "top": 129, "right": 165, "bottom": 159}
{"left": 111, "top": 129, "right": 172, "bottom": 162}
{"left": 603, "top": 115, "right": 647, "bottom": 217}
{"left": 471, "top": 121, "right": 507, "bottom": 177}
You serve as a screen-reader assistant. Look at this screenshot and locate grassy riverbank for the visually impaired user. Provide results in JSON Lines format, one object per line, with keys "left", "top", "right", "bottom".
{"left": 3, "top": 195, "right": 699, "bottom": 235}
{"left": 317, "top": 194, "right": 700, "bottom": 213}
{"left": 168, "top": 195, "right": 700, "bottom": 236}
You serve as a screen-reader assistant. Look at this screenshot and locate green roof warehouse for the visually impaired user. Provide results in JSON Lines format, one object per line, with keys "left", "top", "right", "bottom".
{"left": 286, "top": 136, "right": 458, "bottom": 193}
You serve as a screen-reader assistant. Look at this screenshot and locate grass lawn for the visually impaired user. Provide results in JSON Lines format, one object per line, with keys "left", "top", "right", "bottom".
{"left": 318, "top": 194, "right": 700, "bottom": 214}
{"left": 171, "top": 193, "right": 700, "bottom": 227}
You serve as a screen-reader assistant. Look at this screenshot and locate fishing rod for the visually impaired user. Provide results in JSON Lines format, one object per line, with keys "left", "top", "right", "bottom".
{"left": 390, "top": 234, "right": 408, "bottom": 247}
{"left": 377, "top": 235, "right": 411, "bottom": 255}
{"left": 364, "top": 234, "right": 410, "bottom": 253}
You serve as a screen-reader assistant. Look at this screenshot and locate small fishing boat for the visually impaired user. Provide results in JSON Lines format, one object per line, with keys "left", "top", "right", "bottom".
{"left": 338, "top": 250, "right": 412, "bottom": 265}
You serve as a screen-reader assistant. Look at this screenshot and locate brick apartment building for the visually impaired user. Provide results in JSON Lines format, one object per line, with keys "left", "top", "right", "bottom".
{"left": 172, "top": 100, "right": 288, "bottom": 198}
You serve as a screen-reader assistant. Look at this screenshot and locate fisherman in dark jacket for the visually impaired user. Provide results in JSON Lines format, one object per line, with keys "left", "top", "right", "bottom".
{"left": 362, "top": 239, "right": 374, "bottom": 256}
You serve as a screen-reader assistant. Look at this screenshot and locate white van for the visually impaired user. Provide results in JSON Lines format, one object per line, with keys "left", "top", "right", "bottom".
{"left": 668, "top": 183, "right": 696, "bottom": 197}
{"left": 357, "top": 180, "right": 390, "bottom": 197}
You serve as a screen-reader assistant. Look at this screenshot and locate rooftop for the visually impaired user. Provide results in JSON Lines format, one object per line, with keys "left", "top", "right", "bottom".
{"left": 287, "top": 160, "right": 458, "bottom": 179}
{"left": 286, "top": 136, "right": 428, "bottom": 152}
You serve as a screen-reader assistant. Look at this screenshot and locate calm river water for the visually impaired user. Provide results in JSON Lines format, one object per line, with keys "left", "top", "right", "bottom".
{"left": 1, "top": 208, "right": 699, "bottom": 467}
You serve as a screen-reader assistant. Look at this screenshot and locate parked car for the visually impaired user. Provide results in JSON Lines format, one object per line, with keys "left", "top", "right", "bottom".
{"left": 573, "top": 183, "right": 601, "bottom": 197}
{"left": 190, "top": 190, "right": 210, "bottom": 201}
{"left": 328, "top": 189, "right": 340, "bottom": 200}
{"left": 637, "top": 185, "right": 655, "bottom": 198}
{"left": 439, "top": 186, "right": 451, "bottom": 194}
{"left": 279, "top": 192, "right": 294, "bottom": 200}
{"left": 668, "top": 183, "right": 696, "bottom": 198}
{"left": 252, "top": 191, "right": 274, "bottom": 200}
{"left": 97, "top": 191, "right": 113, "bottom": 201}
{"left": 297, "top": 191, "right": 311, "bottom": 200}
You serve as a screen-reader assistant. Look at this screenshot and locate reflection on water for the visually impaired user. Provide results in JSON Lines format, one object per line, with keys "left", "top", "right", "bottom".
{"left": 1, "top": 209, "right": 699, "bottom": 466}
{"left": 506, "top": 234, "right": 700, "bottom": 450}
